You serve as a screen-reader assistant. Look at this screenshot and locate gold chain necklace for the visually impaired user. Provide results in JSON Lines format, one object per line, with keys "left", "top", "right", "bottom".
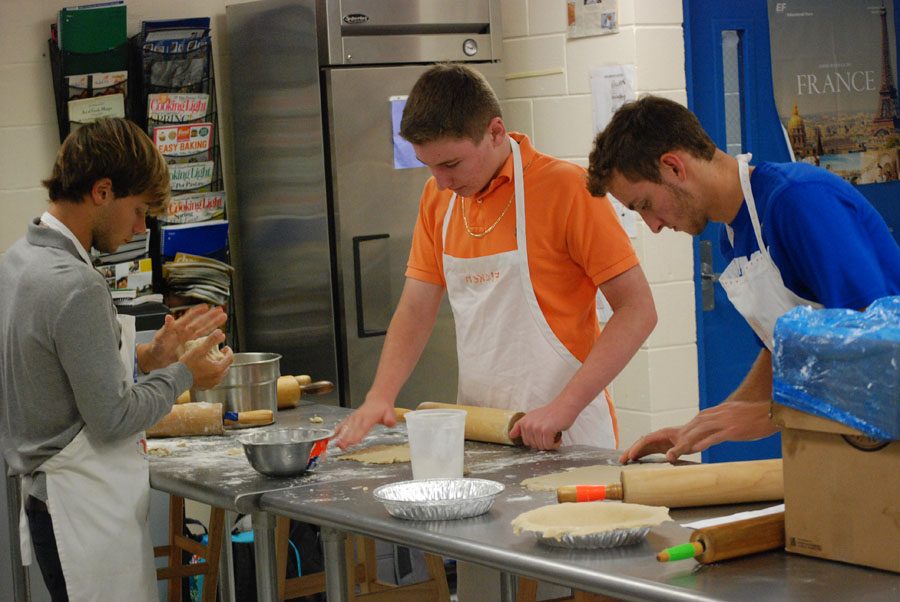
{"left": 460, "top": 154, "right": 534, "bottom": 239}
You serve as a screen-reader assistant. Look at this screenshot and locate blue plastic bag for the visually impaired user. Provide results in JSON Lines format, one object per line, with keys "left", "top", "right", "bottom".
{"left": 772, "top": 296, "right": 899, "bottom": 440}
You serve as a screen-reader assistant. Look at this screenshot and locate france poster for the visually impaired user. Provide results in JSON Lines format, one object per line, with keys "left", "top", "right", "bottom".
{"left": 768, "top": 0, "right": 900, "bottom": 184}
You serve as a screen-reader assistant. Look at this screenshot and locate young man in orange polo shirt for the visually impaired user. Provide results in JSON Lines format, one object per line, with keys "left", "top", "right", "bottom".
{"left": 335, "top": 63, "right": 656, "bottom": 452}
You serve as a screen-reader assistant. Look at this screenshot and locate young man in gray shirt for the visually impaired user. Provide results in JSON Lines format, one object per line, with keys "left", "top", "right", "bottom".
{"left": 0, "top": 118, "right": 233, "bottom": 601}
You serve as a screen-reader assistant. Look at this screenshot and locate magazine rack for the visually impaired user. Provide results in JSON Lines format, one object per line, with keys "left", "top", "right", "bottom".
{"left": 130, "top": 32, "right": 227, "bottom": 295}
{"left": 47, "top": 17, "right": 234, "bottom": 344}
{"left": 48, "top": 39, "right": 133, "bottom": 142}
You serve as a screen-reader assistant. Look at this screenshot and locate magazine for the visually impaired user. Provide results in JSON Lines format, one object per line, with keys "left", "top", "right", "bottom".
{"left": 66, "top": 70, "right": 127, "bottom": 100}
{"left": 163, "top": 252, "right": 232, "bottom": 306}
{"left": 160, "top": 190, "right": 225, "bottom": 224}
{"left": 141, "top": 17, "right": 210, "bottom": 42}
{"left": 68, "top": 93, "right": 125, "bottom": 128}
{"left": 92, "top": 231, "right": 148, "bottom": 264}
{"left": 147, "top": 93, "right": 210, "bottom": 123}
{"left": 168, "top": 162, "right": 215, "bottom": 192}
{"left": 153, "top": 122, "right": 214, "bottom": 159}
{"left": 142, "top": 36, "right": 211, "bottom": 93}
{"left": 97, "top": 256, "right": 153, "bottom": 297}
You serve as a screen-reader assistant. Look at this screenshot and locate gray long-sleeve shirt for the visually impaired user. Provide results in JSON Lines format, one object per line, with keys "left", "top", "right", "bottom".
{"left": 0, "top": 219, "right": 192, "bottom": 497}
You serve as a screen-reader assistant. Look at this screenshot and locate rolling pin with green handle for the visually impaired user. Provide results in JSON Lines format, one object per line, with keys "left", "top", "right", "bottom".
{"left": 657, "top": 511, "right": 785, "bottom": 563}
{"left": 556, "top": 459, "right": 784, "bottom": 507}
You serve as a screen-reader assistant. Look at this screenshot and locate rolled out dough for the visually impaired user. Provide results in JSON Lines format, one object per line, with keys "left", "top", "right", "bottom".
{"left": 521, "top": 462, "right": 672, "bottom": 491}
{"left": 337, "top": 444, "right": 410, "bottom": 464}
{"left": 511, "top": 501, "right": 671, "bottom": 539}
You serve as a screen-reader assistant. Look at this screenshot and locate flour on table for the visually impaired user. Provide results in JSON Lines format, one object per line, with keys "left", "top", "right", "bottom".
{"left": 521, "top": 462, "right": 672, "bottom": 491}
{"left": 337, "top": 443, "right": 410, "bottom": 464}
{"left": 512, "top": 501, "right": 671, "bottom": 539}
{"left": 147, "top": 447, "right": 172, "bottom": 457}
{"left": 226, "top": 447, "right": 243, "bottom": 456}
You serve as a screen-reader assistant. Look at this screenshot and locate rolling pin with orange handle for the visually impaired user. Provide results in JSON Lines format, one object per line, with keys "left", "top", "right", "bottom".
{"left": 557, "top": 459, "right": 783, "bottom": 507}
{"left": 657, "top": 511, "right": 785, "bottom": 563}
{"left": 146, "top": 403, "right": 274, "bottom": 438}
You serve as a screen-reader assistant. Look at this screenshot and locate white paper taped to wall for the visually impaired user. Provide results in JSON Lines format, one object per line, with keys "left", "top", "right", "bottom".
{"left": 589, "top": 64, "right": 636, "bottom": 134}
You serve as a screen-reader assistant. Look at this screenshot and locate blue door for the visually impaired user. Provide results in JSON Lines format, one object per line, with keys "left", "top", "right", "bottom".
{"left": 684, "top": 0, "right": 900, "bottom": 463}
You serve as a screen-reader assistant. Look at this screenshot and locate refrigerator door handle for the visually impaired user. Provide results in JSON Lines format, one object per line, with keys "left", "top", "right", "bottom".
{"left": 352, "top": 234, "right": 390, "bottom": 337}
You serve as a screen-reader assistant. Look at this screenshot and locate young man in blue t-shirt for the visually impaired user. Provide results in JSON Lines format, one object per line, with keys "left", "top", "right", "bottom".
{"left": 586, "top": 95, "right": 900, "bottom": 463}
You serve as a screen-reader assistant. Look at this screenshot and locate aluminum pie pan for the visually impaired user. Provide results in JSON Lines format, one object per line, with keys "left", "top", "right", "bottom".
{"left": 521, "top": 525, "right": 651, "bottom": 549}
{"left": 373, "top": 478, "right": 504, "bottom": 521}
{"left": 512, "top": 501, "right": 670, "bottom": 549}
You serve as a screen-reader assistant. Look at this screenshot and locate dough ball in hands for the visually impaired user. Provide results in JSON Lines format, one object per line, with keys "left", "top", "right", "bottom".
{"left": 179, "top": 331, "right": 233, "bottom": 390}
{"left": 178, "top": 335, "right": 225, "bottom": 361}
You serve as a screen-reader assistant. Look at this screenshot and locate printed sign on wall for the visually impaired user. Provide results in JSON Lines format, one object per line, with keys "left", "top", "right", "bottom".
{"left": 768, "top": 0, "right": 900, "bottom": 184}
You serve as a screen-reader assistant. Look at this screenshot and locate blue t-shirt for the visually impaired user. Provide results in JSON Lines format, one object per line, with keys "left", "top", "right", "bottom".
{"left": 719, "top": 161, "right": 900, "bottom": 310}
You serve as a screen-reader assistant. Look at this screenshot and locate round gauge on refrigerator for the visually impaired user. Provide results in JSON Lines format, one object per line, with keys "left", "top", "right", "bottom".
{"left": 462, "top": 39, "right": 478, "bottom": 57}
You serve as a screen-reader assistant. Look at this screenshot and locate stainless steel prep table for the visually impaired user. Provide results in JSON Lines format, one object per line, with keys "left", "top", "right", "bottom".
{"left": 152, "top": 402, "right": 899, "bottom": 601}
{"left": 148, "top": 403, "right": 378, "bottom": 602}
{"left": 259, "top": 429, "right": 900, "bottom": 602}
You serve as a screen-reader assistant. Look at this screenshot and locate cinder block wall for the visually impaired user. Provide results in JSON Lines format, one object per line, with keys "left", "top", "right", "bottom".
{"left": 0, "top": 0, "right": 698, "bottom": 448}
{"left": 498, "top": 0, "right": 698, "bottom": 451}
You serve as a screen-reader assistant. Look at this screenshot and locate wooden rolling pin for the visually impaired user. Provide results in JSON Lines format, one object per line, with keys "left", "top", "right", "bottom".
{"left": 275, "top": 375, "right": 337, "bottom": 409}
{"left": 557, "top": 459, "right": 783, "bottom": 507}
{"left": 174, "top": 375, "right": 334, "bottom": 409}
{"left": 657, "top": 511, "right": 785, "bottom": 563}
{"left": 146, "top": 403, "right": 273, "bottom": 438}
{"left": 394, "top": 402, "right": 525, "bottom": 446}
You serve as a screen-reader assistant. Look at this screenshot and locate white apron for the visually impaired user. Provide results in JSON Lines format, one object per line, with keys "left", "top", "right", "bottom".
{"left": 718, "top": 154, "right": 822, "bottom": 350}
{"left": 442, "top": 138, "right": 616, "bottom": 448}
{"left": 18, "top": 214, "right": 158, "bottom": 601}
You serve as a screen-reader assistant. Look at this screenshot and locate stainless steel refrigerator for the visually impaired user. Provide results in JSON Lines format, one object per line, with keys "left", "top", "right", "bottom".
{"left": 226, "top": 0, "right": 503, "bottom": 407}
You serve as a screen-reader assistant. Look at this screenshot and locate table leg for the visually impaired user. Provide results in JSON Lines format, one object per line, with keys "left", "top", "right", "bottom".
{"left": 321, "top": 526, "right": 349, "bottom": 602}
{"left": 252, "top": 511, "right": 278, "bottom": 602}
{"left": 217, "top": 510, "right": 236, "bottom": 602}
{"left": 500, "top": 571, "right": 517, "bottom": 602}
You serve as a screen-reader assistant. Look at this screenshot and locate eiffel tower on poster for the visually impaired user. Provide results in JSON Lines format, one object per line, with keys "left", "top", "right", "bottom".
{"left": 869, "top": 0, "right": 900, "bottom": 138}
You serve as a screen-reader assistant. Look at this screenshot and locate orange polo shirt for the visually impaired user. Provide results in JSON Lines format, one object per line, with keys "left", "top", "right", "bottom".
{"left": 406, "top": 133, "right": 638, "bottom": 362}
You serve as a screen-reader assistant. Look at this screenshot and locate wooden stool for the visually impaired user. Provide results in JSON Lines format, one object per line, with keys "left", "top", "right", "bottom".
{"left": 154, "top": 495, "right": 226, "bottom": 602}
{"left": 516, "top": 577, "right": 621, "bottom": 602}
{"left": 276, "top": 516, "right": 450, "bottom": 601}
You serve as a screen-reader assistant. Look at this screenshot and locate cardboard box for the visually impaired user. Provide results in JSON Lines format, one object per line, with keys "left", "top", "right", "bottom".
{"left": 772, "top": 404, "right": 900, "bottom": 573}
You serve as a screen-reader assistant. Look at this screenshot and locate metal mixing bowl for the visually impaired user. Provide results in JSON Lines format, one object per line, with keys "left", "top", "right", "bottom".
{"left": 239, "top": 428, "right": 333, "bottom": 477}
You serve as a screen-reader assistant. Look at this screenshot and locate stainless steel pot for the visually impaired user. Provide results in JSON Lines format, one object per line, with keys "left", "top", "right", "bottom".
{"left": 192, "top": 352, "right": 281, "bottom": 420}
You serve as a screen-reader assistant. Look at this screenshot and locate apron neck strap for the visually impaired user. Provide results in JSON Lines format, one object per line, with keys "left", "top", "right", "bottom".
{"left": 731, "top": 154, "right": 770, "bottom": 258}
